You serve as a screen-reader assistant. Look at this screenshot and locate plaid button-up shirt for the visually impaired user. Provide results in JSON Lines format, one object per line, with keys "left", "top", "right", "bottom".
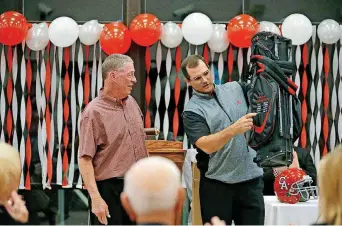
{"left": 78, "top": 90, "right": 148, "bottom": 181}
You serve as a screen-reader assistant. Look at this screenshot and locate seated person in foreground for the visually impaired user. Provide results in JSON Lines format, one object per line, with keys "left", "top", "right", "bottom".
{"left": 263, "top": 146, "right": 317, "bottom": 195}
{"left": 314, "top": 145, "right": 342, "bottom": 225}
{"left": 120, "top": 156, "right": 185, "bottom": 225}
{"left": 0, "top": 142, "right": 28, "bottom": 224}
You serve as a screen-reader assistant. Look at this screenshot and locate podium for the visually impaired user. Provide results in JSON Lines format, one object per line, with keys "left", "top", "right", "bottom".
{"left": 145, "top": 140, "right": 185, "bottom": 225}
{"left": 145, "top": 140, "right": 185, "bottom": 171}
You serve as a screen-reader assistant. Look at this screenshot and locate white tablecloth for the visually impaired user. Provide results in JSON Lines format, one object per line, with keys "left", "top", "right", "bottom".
{"left": 264, "top": 196, "right": 319, "bottom": 225}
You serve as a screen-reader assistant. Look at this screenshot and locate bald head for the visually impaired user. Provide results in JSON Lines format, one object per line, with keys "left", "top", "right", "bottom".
{"left": 122, "top": 156, "right": 181, "bottom": 215}
{"left": 0, "top": 142, "right": 21, "bottom": 205}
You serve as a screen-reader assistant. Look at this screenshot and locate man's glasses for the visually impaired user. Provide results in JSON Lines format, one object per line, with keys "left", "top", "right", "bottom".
{"left": 113, "top": 70, "right": 136, "bottom": 79}
{"left": 189, "top": 69, "right": 211, "bottom": 82}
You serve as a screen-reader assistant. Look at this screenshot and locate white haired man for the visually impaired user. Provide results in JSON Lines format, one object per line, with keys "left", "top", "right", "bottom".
{"left": 0, "top": 142, "right": 28, "bottom": 224}
{"left": 120, "top": 156, "right": 185, "bottom": 225}
{"left": 79, "top": 54, "right": 148, "bottom": 225}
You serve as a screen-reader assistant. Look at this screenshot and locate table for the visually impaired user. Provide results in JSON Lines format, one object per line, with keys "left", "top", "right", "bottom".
{"left": 264, "top": 196, "right": 319, "bottom": 225}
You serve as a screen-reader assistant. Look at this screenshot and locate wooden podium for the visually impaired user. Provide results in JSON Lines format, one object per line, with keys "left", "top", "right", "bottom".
{"left": 145, "top": 140, "right": 185, "bottom": 225}
{"left": 145, "top": 140, "right": 185, "bottom": 171}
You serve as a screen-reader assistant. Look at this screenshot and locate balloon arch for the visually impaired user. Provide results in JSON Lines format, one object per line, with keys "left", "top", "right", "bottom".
{"left": 1, "top": 11, "right": 340, "bottom": 52}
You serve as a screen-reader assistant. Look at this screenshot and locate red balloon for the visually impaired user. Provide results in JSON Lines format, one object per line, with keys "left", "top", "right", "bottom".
{"left": 100, "top": 22, "right": 131, "bottom": 55}
{"left": 0, "top": 11, "right": 28, "bottom": 46}
{"left": 227, "top": 14, "right": 259, "bottom": 48}
{"left": 129, "top": 13, "right": 161, "bottom": 47}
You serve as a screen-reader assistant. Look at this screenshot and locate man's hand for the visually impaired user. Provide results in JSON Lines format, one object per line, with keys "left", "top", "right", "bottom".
{"left": 91, "top": 196, "right": 110, "bottom": 225}
{"left": 204, "top": 216, "right": 226, "bottom": 226}
{"left": 289, "top": 151, "right": 300, "bottom": 169}
{"left": 231, "top": 113, "right": 257, "bottom": 135}
{"left": 4, "top": 191, "right": 28, "bottom": 223}
{"left": 79, "top": 156, "right": 110, "bottom": 224}
{"left": 273, "top": 151, "right": 300, "bottom": 177}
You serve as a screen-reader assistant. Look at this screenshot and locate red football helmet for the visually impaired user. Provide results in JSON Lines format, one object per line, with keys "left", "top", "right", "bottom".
{"left": 274, "top": 168, "right": 318, "bottom": 204}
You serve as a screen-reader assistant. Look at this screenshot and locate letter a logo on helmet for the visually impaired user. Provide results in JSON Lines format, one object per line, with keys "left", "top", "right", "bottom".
{"left": 278, "top": 176, "right": 288, "bottom": 190}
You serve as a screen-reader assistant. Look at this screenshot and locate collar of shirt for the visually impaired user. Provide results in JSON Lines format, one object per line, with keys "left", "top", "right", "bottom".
{"left": 192, "top": 84, "right": 216, "bottom": 99}
{"left": 99, "top": 89, "right": 128, "bottom": 106}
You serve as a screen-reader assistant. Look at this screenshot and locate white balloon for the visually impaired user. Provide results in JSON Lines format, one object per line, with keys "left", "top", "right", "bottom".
{"left": 282, "top": 13, "right": 312, "bottom": 45}
{"left": 79, "top": 20, "right": 102, "bottom": 46}
{"left": 48, "top": 17, "right": 79, "bottom": 47}
{"left": 182, "top": 12, "right": 213, "bottom": 45}
{"left": 160, "top": 22, "right": 183, "bottom": 48}
{"left": 258, "top": 21, "right": 281, "bottom": 35}
{"left": 26, "top": 22, "right": 49, "bottom": 51}
{"left": 207, "top": 24, "right": 229, "bottom": 53}
{"left": 317, "top": 19, "right": 340, "bottom": 44}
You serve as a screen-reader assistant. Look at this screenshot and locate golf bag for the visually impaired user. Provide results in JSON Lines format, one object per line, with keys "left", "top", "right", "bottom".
{"left": 245, "top": 32, "right": 302, "bottom": 168}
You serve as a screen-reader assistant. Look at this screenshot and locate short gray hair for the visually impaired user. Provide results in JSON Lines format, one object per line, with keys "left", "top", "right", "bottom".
{"left": 102, "top": 54, "right": 134, "bottom": 80}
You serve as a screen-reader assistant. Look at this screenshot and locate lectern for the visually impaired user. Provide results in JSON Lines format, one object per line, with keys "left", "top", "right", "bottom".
{"left": 144, "top": 133, "right": 185, "bottom": 225}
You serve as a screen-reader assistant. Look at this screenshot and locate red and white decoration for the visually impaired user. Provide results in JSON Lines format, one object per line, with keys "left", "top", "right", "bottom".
{"left": 0, "top": 10, "right": 341, "bottom": 189}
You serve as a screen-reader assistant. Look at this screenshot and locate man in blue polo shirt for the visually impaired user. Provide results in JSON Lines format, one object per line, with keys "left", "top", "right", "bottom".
{"left": 182, "top": 54, "right": 264, "bottom": 225}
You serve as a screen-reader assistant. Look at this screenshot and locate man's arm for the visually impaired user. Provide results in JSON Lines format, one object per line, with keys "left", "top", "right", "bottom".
{"left": 78, "top": 160, "right": 109, "bottom": 225}
{"left": 78, "top": 116, "right": 100, "bottom": 199}
{"left": 195, "top": 125, "right": 238, "bottom": 154}
{"left": 79, "top": 156, "right": 101, "bottom": 199}
{"left": 183, "top": 110, "right": 234, "bottom": 154}
{"left": 78, "top": 116, "right": 109, "bottom": 224}
{"left": 182, "top": 111, "right": 211, "bottom": 150}
{"left": 183, "top": 111, "right": 256, "bottom": 154}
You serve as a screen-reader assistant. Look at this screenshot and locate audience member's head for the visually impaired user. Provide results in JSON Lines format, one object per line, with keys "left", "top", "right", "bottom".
{"left": 121, "top": 156, "right": 185, "bottom": 225}
{"left": 318, "top": 144, "right": 342, "bottom": 225}
{"left": 0, "top": 142, "right": 21, "bottom": 205}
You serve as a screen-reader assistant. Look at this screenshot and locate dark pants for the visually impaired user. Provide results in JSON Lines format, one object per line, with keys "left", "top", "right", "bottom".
{"left": 88, "top": 177, "right": 133, "bottom": 225}
{"left": 200, "top": 175, "right": 265, "bottom": 225}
